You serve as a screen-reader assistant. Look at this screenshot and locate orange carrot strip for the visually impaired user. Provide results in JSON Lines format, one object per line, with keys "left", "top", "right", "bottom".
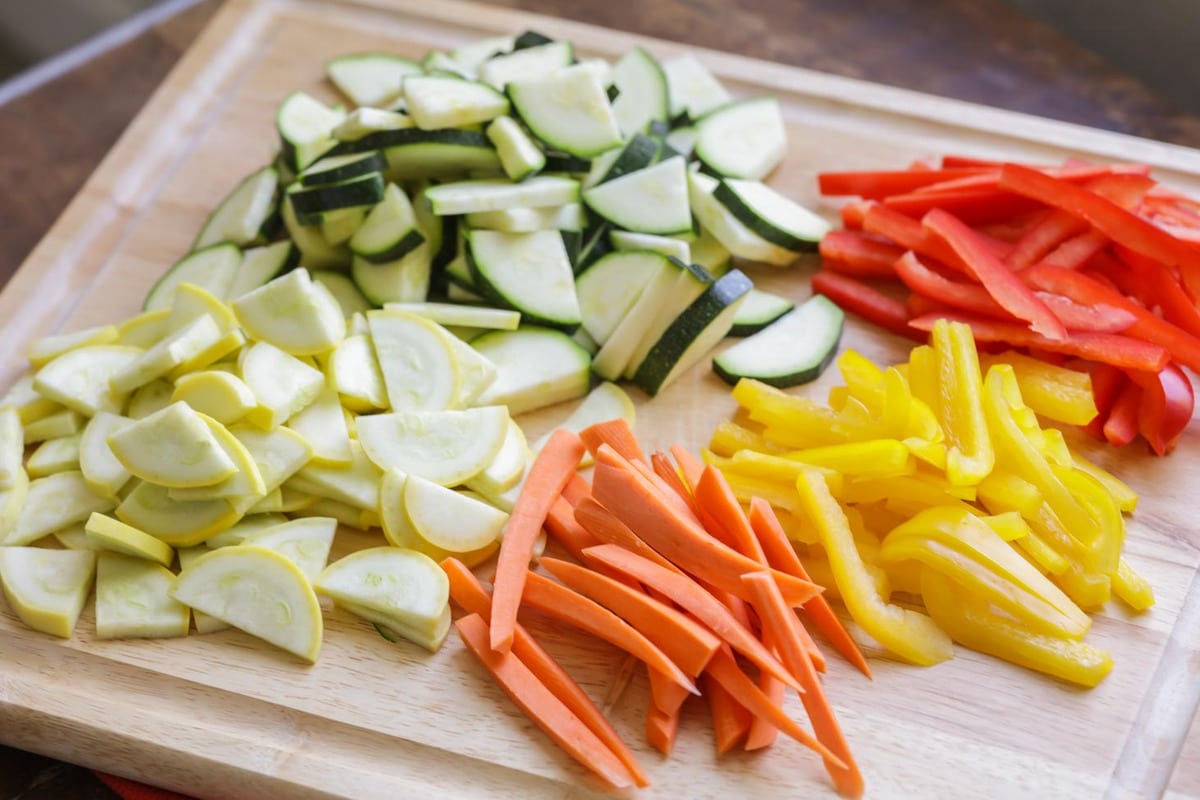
{"left": 649, "top": 667, "right": 693, "bottom": 714}
{"left": 651, "top": 451, "right": 700, "bottom": 514}
{"left": 749, "top": 498, "right": 872, "bottom": 679}
{"left": 455, "top": 613, "right": 636, "bottom": 789}
{"left": 491, "top": 428, "right": 586, "bottom": 653}
{"left": 561, "top": 473, "right": 591, "bottom": 507}
{"left": 705, "top": 647, "right": 846, "bottom": 769}
{"left": 580, "top": 418, "right": 647, "bottom": 464}
{"left": 631, "top": 458, "right": 701, "bottom": 523}
{"left": 703, "top": 672, "right": 753, "bottom": 754}
{"left": 646, "top": 703, "right": 683, "bottom": 756}
{"left": 591, "top": 448, "right": 822, "bottom": 607}
{"left": 742, "top": 571, "right": 863, "bottom": 798}
{"left": 545, "top": 496, "right": 602, "bottom": 561}
{"left": 522, "top": 572, "right": 697, "bottom": 695}
{"left": 793, "top": 615, "right": 828, "bottom": 674}
{"left": 744, "top": 672, "right": 787, "bottom": 751}
{"left": 440, "top": 559, "right": 648, "bottom": 787}
{"left": 582, "top": 543, "right": 802, "bottom": 692}
{"left": 694, "top": 464, "right": 768, "bottom": 563}
{"left": 670, "top": 444, "right": 705, "bottom": 491}
{"left": 574, "top": 497, "right": 684, "bottom": 575}
{"left": 540, "top": 557, "right": 720, "bottom": 677}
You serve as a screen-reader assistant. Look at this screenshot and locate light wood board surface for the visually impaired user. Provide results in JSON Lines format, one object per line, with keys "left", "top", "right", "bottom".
{"left": 3, "top": 1, "right": 1200, "bottom": 797}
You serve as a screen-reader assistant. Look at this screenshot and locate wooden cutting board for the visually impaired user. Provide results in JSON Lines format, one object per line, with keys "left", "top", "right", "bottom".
{"left": 3, "top": 1, "right": 1200, "bottom": 797}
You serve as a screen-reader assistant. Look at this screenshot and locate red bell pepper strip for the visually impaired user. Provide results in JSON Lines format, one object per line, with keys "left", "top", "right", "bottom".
{"left": 1085, "top": 364, "right": 1127, "bottom": 441}
{"left": 1021, "top": 263, "right": 1200, "bottom": 373}
{"left": 1033, "top": 293, "right": 1136, "bottom": 334}
{"left": 818, "top": 230, "right": 905, "bottom": 279}
{"left": 999, "top": 163, "right": 1200, "bottom": 286}
{"left": 885, "top": 190, "right": 1038, "bottom": 226}
{"left": 1102, "top": 381, "right": 1143, "bottom": 446}
{"left": 908, "top": 312, "right": 1169, "bottom": 372}
{"left": 913, "top": 163, "right": 1149, "bottom": 196}
{"left": 1114, "top": 244, "right": 1200, "bottom": 339}
{"left": 862, "top": 205, "right": 1009, "bottom": 272}
{"left": 839, "top": 202, "right": 871, "bottom": 230}
{"left": 811, "top": 271, "right": 922, "bottom": 341}
{"left": 922, "top": 208, "right": 1069, "bottom": 341}
{"left": 1141, "top": 195, "right": 1200, "bottom": 229}
{"left": 1007, "top": 209, "right": 1089, "bottom": 269}
{"left": 894, "top": 251, "right": 1008, "bottom": 318}
{"left": 941, "top": 155, "right": 1009, "bottom": 169}
{"left": 1042, "top": 229, "right": 1109, "bottom": 270}
{"left": 1128, "top": 364, "right": 1195, "bottom": 456}
{"left": 818, "top": 168, "right": 995, "bottom": 198}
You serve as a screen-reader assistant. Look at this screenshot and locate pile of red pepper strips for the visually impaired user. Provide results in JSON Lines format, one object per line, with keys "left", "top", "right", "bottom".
{"left": 813, "top": 157, "right": 1199, "bottom": 455}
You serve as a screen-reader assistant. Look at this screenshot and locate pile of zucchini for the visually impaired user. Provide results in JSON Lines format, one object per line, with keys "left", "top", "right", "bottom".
{"left": 159, "top": 29, "right": 838, "bottom": 396}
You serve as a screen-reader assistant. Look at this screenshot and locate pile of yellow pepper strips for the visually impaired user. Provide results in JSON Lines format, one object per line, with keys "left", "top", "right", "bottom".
{"left": 705, "top": 319, "right": 1153, "bottom": 687}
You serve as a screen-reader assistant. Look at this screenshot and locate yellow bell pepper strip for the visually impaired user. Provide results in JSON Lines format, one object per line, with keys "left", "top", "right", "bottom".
{"left": 1071, "top": 454, "right": 1139, "bottom": 513}
{"left": 794, "top": 470, "right": 954, "bottom": 665}
{"left": 732, "top": 379, "right": 844, "bottom": 447}
{"left": 787, "top": 439, "right": 914, "bottom": 480}
{"left": 1053, "top": 465, "right": 1122, "bottom": 574}
{"left": 978, "top": 351, "right": 1098, "bottom": 426}
{"left": 1012, "top": 527, "right": 1072, "bottom": 577}
{"left": 881, "top": 507, "right": 1090, "bottom": 639}
{"left": 905, "top": 439, "right": 948, "bottom": 471}
{"left": 982, "top": 364, "right": 1097, "bottom": 542}
{"left": 701, "top": 449, "right": 844, "bottom": 499}
{"left": 884, "top": 559, "right": 924, "bottom": 596}
{"left": 709, "top": 420, "right": 784, "bottom": 458}
{"left": 976, "top": 470, "right": 1043, "bottom": 517}
{"left": 980, "top": 511, "right": 1029, "bottom": 543}
{"left": 1113, "top": 558, "right": 1155, "bottom": 611}
{"left": 836, "top": 350, "right": 885, "bottom": 413}
{"left": 920, "top": 570, "right": 1113, "bottom": 688}
{"left": 1036, "top": 428, "right": 1074, "bottom": 468}
{"left": 801, "top": 550, "right": 892, "bottom": 602}
{"left": 1055, "top": 565, "right": 1112, "bottom": 610}
{"left": 839, "top": 475, "right": 975, "bottom": 514}
{"left": 906, "top": 344, "right": 941, "bottom": 413}
{"left": 879, "top": 367, "right": 913, "bottom": 439}
{"left": 931, "top": 320, "right": 995, "bottom": 485}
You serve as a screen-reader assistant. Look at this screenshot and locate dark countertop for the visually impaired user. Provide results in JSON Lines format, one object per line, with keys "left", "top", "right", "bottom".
{"left": 3, "top": 0, "right": 1200, "bottom": 797}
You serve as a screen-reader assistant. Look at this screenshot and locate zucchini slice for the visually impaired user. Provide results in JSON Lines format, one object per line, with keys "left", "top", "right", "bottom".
{"left": 96, "top": 552, "right": 190, "bottom": 640}
{"left": 325, "top": 52, "right": 421, "bottom": 107}
{"left": 351, "top": 244, "right": 432, "bottom": 306}
{"left": 282, "top": 194, "right": 351, "bottom": 270}
{"left": 333, "top": 108, "right": 413, "bottom": 142}
{"left": 593, "top": 134, "right": 661, "bottom": 185}
{"left": 609, "top": 230, "right": 691, "bottom": 263}
{"left": 688, "top": 171, "right": 798, "bottom": 266}
{"left": 384, "top": 302, "right": 519, "bottom": 331}
{"left": 448, "top": 35, "right": 516, "bottom": 76}
{"left": 713, "top": 294, "right": 844, "bottom": 387}
{"left": 662, "top": 53, "right": 731, "bottom": 120}
{"left": 194, "top": 165, "right": 279, "bottom": 249}
{"left": 357, "top": 407, "right": 510, "bottom": 486}
{"left": 350, "top": 183, "right": 424, "bottom": 263}
{"left": 728, "top": 288, "right": 796, "bottom": 336}
{"left": 227, "top": 241, "right": 296, "bottom": 301}
{"left": 632, "top": 269, "right": 753, "bottom": 395}
{"left": 575, "top": 250, "right": 663, "bottom": 345}
{"left": 507, "top": 64, "right": 623, "bottom": 159}
{"left": 368, "top": 309, "right": 460, "bottom": 411}
{"left": 713, "top": 178, "right": 830, "bottom": 252}
{"left": 582, "top": 156, "right": 691, "bottom": 235}
{"left": 277, "top": 91, "right": 344, "bottom": 171}
{"left": 231, "top": 268, "right": 347, "bottom": 356}
{"left": 144, "top": 243, "right": 241, "bottom": 312}
{"left": 425, "top": 175, "right": 579, "bottom": 216}
{"left": 467, "top": 230, "right": 580, "bottom": 331}
{"left": 694, "top": 97, "right": 787, "bottom": 181}
{"left": 471, "top": 326, "right": 592, "bottom": 415}
{"left": 313, "top": 270, "right": 373, "bottom": 316}
{"left": 404, "top": 75, "right": 510, "bottom": 130}
{"left": 611, "top": 46, "right": 669, "bottom": 137}
{"left": 466, "top": 203, "right": 585, "bottom": 233}
{"left": 479, "top": 40, "right": 574, "bottom": 90}
{"left": 623, "top": 260, "right": 714, "bottom": 380}
{"left": 287, "top": 172, "right": 385, "bottom": 225}
{"left": 590, "top": 254, "right": 679, "bottom": 381}
{"left": 299, "top": 151, "right": 387, "bottom": 187}
{"left": 485, "top": 115, "right": 546, "bottom": 182}
{"left": 0, "top": 547, "right": 95, "bottom": 638}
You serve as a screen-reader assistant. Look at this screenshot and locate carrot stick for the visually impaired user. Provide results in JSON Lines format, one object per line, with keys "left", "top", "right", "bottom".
{"left": 522, "top": 572, "right": 697, "bottom": 695}
{"left": 744, "top": 672, "right": 787, "bottom": 751}
{"left": 580, "top": 418, "right": 647, "bottom": 464}
{"left": 631, "top": 457, "right": 702, "bottom": 523}
{"left": 545, "top": 496, "right": 601, "bottom": 561}
{"left": 694, "top": 464, "right": 768, "bottom": 563}
{"left": 705, "top": 647, "right": 846, "bottom": 769}
{"left": 703, "top": 672, "right": 753, "bottom": 754}
{"left": 440, "top": 559, "right": 649, "bottom": 787}
{"left": 742, "top": 571, "right": 863, "bottom": 798}
{"left": 454, "top": 613, "right": 636, "bottom": 789}
{"left": 491, "top": 428, "right": 586, "bottom": 653}
{"left": 582, "top": 543, "right": 802, "bottom": 692}
{"left": 651, "top": 451, "right": 699, "bottom": 514}
{"left": 591, "top": 447, "right": 822, "bottom": 607}
{"left": 646, "top": 702, "right": 684, "bottom": 755}
{"left": 669, "top": 444, "right": 705, "bottom": 491}
{"left": 561, "top": 473, "right": 591, "bottom": 507}
{"left": 749, "top": 498, "right": 872, "bottom": 679}
{"left": 540, "top": 557, "right": 720, "bottom": 678}
{"left": 574, "top": 497, "right": 683, "bottom": 575}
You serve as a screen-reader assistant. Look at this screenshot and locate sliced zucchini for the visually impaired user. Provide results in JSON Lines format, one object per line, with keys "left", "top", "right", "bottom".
{"left": 485, "top": 115, "right": 546, "bottom": 182}
{"left": 335, "top": 129, "right": 502, "bottom": 180}
{"left": 292, "top": 439, "right": 381, "bottom": 511}
{"left": 572, "top": 221, "right": 614, "bottom": 274}
{"left": 95, "top": 552, "right": 190, "bottom": 640}
{"left": 282, "top": 194, "right": 351, "bottom": 271}
{"left": 530, "top": 381, "right": 634, "bottom": 468}
{"left": 79, "top": 412, "right": 131, "bottom": 499}
{"left": 228, "top": 424, "right": 313, "bottom": 496}
{"left": 465, "top": 203, "right": 585, "bottom": 233}
{"left": 333, "top": 108, "right": 414, "bottom": 141}
{"left": 448, "top": 35, "right": 516, "bottom": 76}
{"left": 107, "top": 402, "right": 237, "bottom": 489}
{"left": 241, "top": 517, "right": 336, "bottom": 583}
{"left": 664, "top": 125, "right": 697, "bottom": 158}
{"left": 404, "top": 75, "right": 510, "bottom": 130}
{"left": 326, "top": 334, "right": 388, "bottom": 412}
{"left": 226, "top": 241, "right": 296, "bottom": 301}
{"left": 171, "top": 370, "right": 257, "bottom": 425}
{"left": 144, "top": 243, "right": 241, "bottom": 312}
{"left": 288, "top": 172, "right": 385, "bottom": 226}
{"left": 694, "top": 97, "right": 787, "bottom": 181}
{"left": 513, "top": 30, "right": 556, "bottom": 51}
{"left": 590, "top": 254, "right": 678, "bottom": 380}
{"left": 239, "top": 341, "right": 325, "bottom": 429}
{"left": 471, "top": 327, "right": 592, "bottom": 415}
{"left": 662, "top": 53, "right": 731, "bottom": 119}
{"left": 0, "top": 407, "right": 22, "bottom": 490}
{"left": 713, "top": 178, "right": 830, "bottom": 252}
{"left": 299, "top": 151, "right": 387, "bottom": 187}
{"left": 633, "top": 269, "right": 753, "bottom": 395}
{"left": 26, "top": 434, "right": 81, "bottom": 479}
{"left": 84, "top": 513, "right": 174, "bottom": 567}
{"left": 287, "top": 385, "right": 353, "bottom": 466}
{"left": 277, "top": 91, "right": 344, "bottom": 171}
{"left": 582, "top": 156, "right": 691, "bottom": 235}
{"left": 543, "top": 151, "right": 592, "bottom": 174}
{"left": 368, "top": 309, "right": 460, "bottom": 411}
{"left": 714, "top": 294, "right": 844, "bottom": 387}
{"left": 357, "top": 406, "right": 510, "bottom": 486}
{"left": 385, "top": 302, "right": 519, "bottom": 331}
{"left": 611, "top": 47, "right": 669, "bottom": 137}
{"left": 194, "top": 166, "right": 279, "bottom": 250}
{"left": 688, "top": 171, "right": 798, "bottom": 266}
{"left": 320, "top": 206, "right": 368, "bottom": 246}
{"left": 425, "top": 175, "right": 579, "bottom": 216}
{"left": 325, "top": 53, "right": 421, "bottom": 107}
{"left": 575, "top": 250, "right": 663, "bottom": 345}
{"left": 689, "top": 225, "right": 732, "bottom": 274}
{"left": 467, "top": 230, "right": 580, "bottom": 331}
{"left": 351, "top": 244, "right": 431, "bottom": 306}
{"left": 609, "top": 230, "right": 691, "bottom": 263}
{"left": 116, "top": 481, "right": 236, "bottom": 547}
{"left": 479, "top": 40, "right": 574, "bottom": 90}
{"left": 350, "top": 183, "right": 424, "bottom": 263}
{"left": 593, "top": 134, "right": 661, "bottom": 185}
{"left": 404, "top": 474, "right": 508, "bottom": 553}
{"left": 312, "top": 270, "right": 373, "bottom": 317}
{"left": 0, "top": 547, "right": 95, "bottom": 638}
{"left": 728, "top": 288, "right": 796, "bottom": 337}
{"left": 507, "top": 64, "right": 623, "bottom": 159}
{"left": 232, "top": 269, "right": 347, "bottom": 356}
{"left": 33, "top": 344, "right": 142, "bottom": 416}
{"left": 10, "top": 471, "right": 114, "bottom": 546}
{"left": 623, "top": 261, "right": 714, "bottom": 380}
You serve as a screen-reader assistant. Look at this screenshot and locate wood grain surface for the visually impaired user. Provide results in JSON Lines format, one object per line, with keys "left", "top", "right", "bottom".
{"left": 4, "top": 1, "right": 1200, "bottom": 798}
